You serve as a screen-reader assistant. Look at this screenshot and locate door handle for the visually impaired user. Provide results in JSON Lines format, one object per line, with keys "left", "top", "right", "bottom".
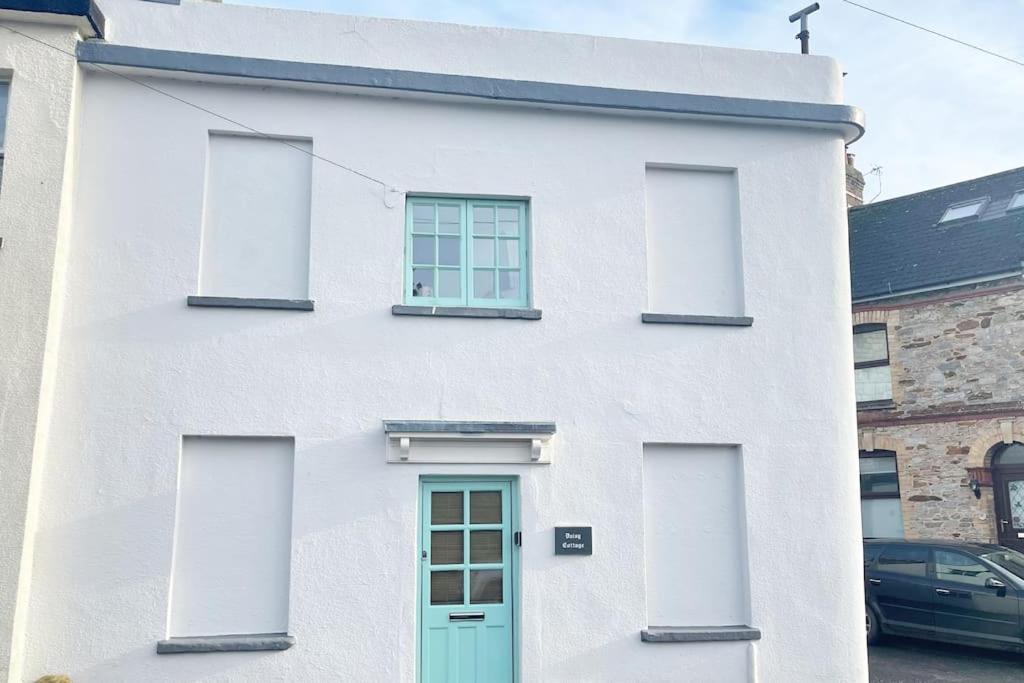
{"left": 868, "top": 578, "right": 881, "bottom": 585}
{"left": 449, "top": 612, "right": 485, "bottom": 621}
{"left": 935, "top": 588, "right": 951, "bottom": 596}
{"left": 1000, "top": 519, "right": 1009, "bottom": 533}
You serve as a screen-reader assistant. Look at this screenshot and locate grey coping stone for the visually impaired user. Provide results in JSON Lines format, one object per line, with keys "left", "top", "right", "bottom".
{"left": 75, "top": 43, "right": 864, "bottom": 143}
{"left": 392, "top": 305, "right": 541, "bottom": 320}
{"left": 641, "top": 626, "right": 761, "bottom": 643}
{"left": 187, "top": 296, "right": 314, "bottom": 311}
{"left": 384, "top": 420, "right": 556, "bottom": 435}
{"left": 3, "top": 0, "right": 106, "bottom": 37}
{"left": 641, "top": 313, "right": 753, "bottom": 326}
{"left": 156, "top": 633, "right": 295, "bottom": 654}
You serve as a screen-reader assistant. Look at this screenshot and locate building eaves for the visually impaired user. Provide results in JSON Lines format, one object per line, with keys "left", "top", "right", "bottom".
{"left": 0, "top": 0, "right": 104, "bottom": 38}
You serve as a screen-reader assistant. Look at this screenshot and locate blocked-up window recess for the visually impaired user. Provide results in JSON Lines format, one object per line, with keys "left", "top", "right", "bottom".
{"left": 644, "top": 166, "right": 744, "bottom": 318}
{"left": 169, "top": 436, "right": 295, "bottom": 638}
{"left": 198, "top": 133, "right": 312, "bottom": 301}
{"left": 642, "top": 444, "right": 750, "bottom": 628}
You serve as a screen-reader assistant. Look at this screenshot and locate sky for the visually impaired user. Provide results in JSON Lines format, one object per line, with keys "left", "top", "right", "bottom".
{"left": 229, "top": 0, "right": 1024, "bottom": 202}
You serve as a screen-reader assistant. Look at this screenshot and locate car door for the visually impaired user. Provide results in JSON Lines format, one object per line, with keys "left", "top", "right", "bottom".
{"left": 931, "top": 549, "right": 1022, "bottom": 649}
{"left": 870, "top": 544, "right": 935, "bottom": 635}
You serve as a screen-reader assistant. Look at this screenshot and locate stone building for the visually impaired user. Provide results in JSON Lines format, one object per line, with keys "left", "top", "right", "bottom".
{"left": 849, "top": 166, "right": 1024, "bottom": 549}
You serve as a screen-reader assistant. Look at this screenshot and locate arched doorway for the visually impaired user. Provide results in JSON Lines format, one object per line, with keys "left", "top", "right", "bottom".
{"left": 991, "top": 443, "right": 1024, "bottom": 551}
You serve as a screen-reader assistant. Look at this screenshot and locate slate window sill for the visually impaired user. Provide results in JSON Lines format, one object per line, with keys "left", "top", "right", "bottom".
{"left": 392, "top": 305, "right": 541, "bottom": 320}
{"left": 857, "top": 399, "right": 896, "bottom": 412}
{"left": 641, "top": 626, "right": 761, "bottom": 643}
{"left": 187, "top": 296, "right": 314, "bottom": 311}
{"left": 157, "top": 633, "right": 295, "bottom": 654}
{"left": 641, "top": 313, "right": 753, "bottom": 327}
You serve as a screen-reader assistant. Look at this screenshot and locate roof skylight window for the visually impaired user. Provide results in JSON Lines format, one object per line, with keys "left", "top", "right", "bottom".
{"left": 938, "top": 198, "right": 986, "bottom": 223}
{"left": 1008, "top": 190, "right": 1024, "bottom": 212}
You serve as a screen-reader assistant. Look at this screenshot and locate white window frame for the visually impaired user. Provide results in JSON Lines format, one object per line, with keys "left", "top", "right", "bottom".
{"left": 938, "top": 197, "right": 987, "bottom": 223}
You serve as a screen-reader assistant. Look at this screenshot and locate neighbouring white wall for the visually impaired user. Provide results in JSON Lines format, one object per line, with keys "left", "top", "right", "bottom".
{"left": 169, "top": 436, "right": 294, "bottom": 637}
{"left": 642, "top": 444, "right": 749, "bottom": 627}
{"left": 199, "top": 134, "right": 312, "bottom": 300}
{"left": 0, "top": 20, "right": 83, "bottom": 683}
{"left": 644, "top": 166, "right": 744, "bottom": 316}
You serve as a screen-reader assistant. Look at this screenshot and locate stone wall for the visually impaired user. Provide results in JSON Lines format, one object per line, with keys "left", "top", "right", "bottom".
{"left": 856, "top": 281, "right": 1024, "bottom": 541}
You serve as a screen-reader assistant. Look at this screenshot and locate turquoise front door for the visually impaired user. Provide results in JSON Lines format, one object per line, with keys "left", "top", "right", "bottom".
{"left": 420, "top": 479, "right": 515, "bottom": 683}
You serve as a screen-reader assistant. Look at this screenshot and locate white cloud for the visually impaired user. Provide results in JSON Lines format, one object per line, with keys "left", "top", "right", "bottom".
{"left": 230, "top": 0, "right": 1024, "bottom": 200}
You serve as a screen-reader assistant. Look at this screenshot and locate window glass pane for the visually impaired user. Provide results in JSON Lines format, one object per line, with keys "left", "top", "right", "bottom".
{"left": 941, "top": 200, "right": 984, "bottom": 222}
{"left": 470, "top": 491, "right": 501, "bottom": 523}
{"left": 861, "top": 499, "right": 904, "bottom": 538}
{"left": 431, "top": 531, "right": 464, "bottom": 565}
{"left": 470, "top": 531, "right": 502, "bottom": 564}
{"left": 474, "top": 270, "right": 495, "bottom": 298}
{"left": 498, "top": 271, "right": 520, "bottom": 300}
{"left": 413, "top": 236, "right": 435, "bottom": 265}
{"left": 1010, "top": 192, "right": 1024, "bottom": 211}
{"left": 0, "top": 84, "right": 8, "bottom": 149}
{"left": 497, "top": 207, "right": 519, "bottom": 236}
{"left": 437, "top": 270, "right": 461, "bottom": 298}
{"left": 411, "top": 269, "right": 434, "bottom": 298}
{"left": 473, "top": 239, "right": 495, "bottom": 267}
{"left": 438, "top": 205, "right": 460, "bottom": 225}
{"left": 855, "top": 365, "right": 893, "bottom": 402}
{"left": 431, "top": 570, "right": 464, "bottom": 605}
{"left": 498, "top": 239, "right": 519, "bottom": 267}
{"left": 413, "top": 204, "right": 435, "bottom": 221}
{"left": 860, "top": 456, "right": 899, "bottom": 494}
{"left": 877, "top": 546, "right": 927, "bottom": 575}
{"left": 983, "top": 549, "right": 1024, "bottom": 581}
{"left": 853, "top": 330, "right": 888, "bottom": 364}
{"left": 473, "top": 206, "right": 494, "bottom": 223}
{"left": 438, "top": 237, "right": 461, "bottom": 266}
{"left": 469, "top": 569, "right": 502, "bottom": 604}
{"left": 995, "top": 444, "right": 1024, "bottom": 466}
{"left": 934, "top": 550, "right": 997, "bottom": 587}
{"left": 431, "top": 492, "right": 463, "bottom": 524}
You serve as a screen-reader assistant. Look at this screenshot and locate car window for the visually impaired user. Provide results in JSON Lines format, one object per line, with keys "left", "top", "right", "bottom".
{"left": 864, "top": 544, "right": 884, "bottom": 569}
{"left": 934, "top": 550, "right": 1002, "bottom": 587}
{"left": 877, "top": 545, "right": 928, "bottom": 576}
{"left": 982, "top": 548, "right": 1024, "bottom": 583}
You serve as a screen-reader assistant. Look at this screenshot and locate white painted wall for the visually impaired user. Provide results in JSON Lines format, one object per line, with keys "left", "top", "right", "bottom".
{"left": 645, "top": 166, "right": 744, "bottom": 316}
{"left": 13, "top": 6, "right": 866, "bottom": 683}
{"left": 169, "top": 436, "right": 294, "bottom": 637}
{"left": 199, "top": 134, "right": 312, "bottom": 300}
{"left": 0, "top": 17, "right": 85, "bottom": 683}
{"left": 642, "top": 444, "right": 749, "bottom": 627}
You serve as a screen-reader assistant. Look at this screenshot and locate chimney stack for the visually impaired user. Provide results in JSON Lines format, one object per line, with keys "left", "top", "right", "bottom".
{"left": 845, "top": 151, "right": 864, "bottom": 207}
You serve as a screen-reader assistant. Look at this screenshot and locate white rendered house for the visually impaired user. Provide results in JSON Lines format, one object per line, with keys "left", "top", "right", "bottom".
{"left": 1, "top": 1, "right": 867, "bottom": 681}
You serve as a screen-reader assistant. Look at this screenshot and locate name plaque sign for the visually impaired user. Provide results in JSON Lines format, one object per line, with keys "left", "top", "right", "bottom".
{"left": 554, "top": 526, "right": 592, "bottom": 555}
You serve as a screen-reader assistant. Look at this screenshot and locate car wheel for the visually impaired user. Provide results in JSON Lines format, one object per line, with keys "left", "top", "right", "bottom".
{"left": 866, "top": 604, "right": 881, "bottom": 646}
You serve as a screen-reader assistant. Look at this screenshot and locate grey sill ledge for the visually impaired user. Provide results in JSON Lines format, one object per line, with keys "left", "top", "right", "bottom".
{"left": 157, "top": 633, "right": 295, "bottom": 654}
{"left": 641, "top": 313, "right": 753, "bottom": 327}
{"left": 384, "top": 420, "right": 556, "bottom": 435}
{"left": 188, "top": 296, "right": 314, "bottom": 311}
{"left": 641, "top": 626, "right": 761, "bottom": 643}
{"left": 392, "top": 305, "right": 541, "bottom": 320}
{"left": 857, "top": 399, "right": 896, "bottom": 411}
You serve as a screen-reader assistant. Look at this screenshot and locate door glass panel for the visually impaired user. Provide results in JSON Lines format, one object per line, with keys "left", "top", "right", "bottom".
{"left": 470, "top": 569, "right": 502, "bottom": 604}
{"left": 995, "top": 444, "right": 1024, "bottom": 466}
{"left": 1009, "top": 480, "right": 1024, "bottom": 527}
{"left": 432, "top": 531, "right": 464, "bottom": 565}
{"left": 431, "top": 570, "right": 464, "bottom": 605}
{"left": 470, "top": 491, "right": 502, "bottom": 524}
{"left": 431, "top": 492, "right": 463, "bottom": 524}
{"left": 470, "top": 531, "right": 502, "bottom": 564}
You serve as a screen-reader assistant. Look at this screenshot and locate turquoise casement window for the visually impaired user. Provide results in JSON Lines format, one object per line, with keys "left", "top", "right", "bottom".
{"left": 405, "top": 197, "right": 529, "bottom": 308}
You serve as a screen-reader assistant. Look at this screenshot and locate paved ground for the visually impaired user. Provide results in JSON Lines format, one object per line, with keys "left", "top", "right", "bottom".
{"left": 870, "top": 637, "right": 1024, "bottom": 682}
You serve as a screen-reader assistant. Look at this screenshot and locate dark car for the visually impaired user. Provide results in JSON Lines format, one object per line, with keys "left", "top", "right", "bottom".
{"left": 865, "top": 539, "right": 1024, "bottom": 652}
